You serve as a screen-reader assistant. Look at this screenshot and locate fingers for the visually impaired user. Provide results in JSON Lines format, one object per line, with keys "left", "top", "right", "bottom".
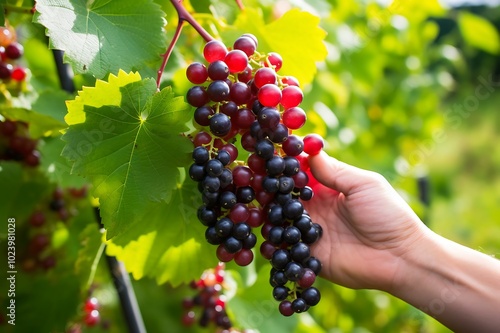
{"left": 307, "top": 151, "right": 382, "bottom": 195}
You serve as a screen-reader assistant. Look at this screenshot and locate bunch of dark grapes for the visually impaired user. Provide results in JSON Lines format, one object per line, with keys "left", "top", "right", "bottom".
{"left": 0, "top": 26, "right": 27, "bottom": 83}
{"left": 22, "top": 186, "right": 88, "bottom": 272}
{"left": 182, "top": 263, "right": 232, "bottom": 330}
{"left": 186, "top": 34, "right": 325, "bottom": 315}
{"left": 0, "top": 119, "right": 40, "bottom": 167}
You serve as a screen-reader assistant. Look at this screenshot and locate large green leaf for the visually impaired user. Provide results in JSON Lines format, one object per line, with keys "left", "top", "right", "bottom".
{"left": 458, "top": 12, "right": 500, "bottom": 55}
{"left": 106, "top": 177, "right": 218, "bottom": 287}
{"left": 33, "top": 0, "right": 167, "bottom": 78}
{"left": 62, "top": 75, "right": 192, "bottom": 239}
{"left": 222, "top": 8, "right": 327, "bottom": 86}
{"left": 39, "top": 136, "right": 88, "bottom": 188}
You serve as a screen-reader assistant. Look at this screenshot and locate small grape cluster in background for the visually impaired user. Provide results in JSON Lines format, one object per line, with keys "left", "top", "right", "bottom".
{"left": 182, "top": 263, "right": 253, "bottom": 333}
{"left": 22, "top": 186, "right": 88, "bottom": 272}
{"left": 0, "top": 120, "right": 40, "bottom": 167}
{"left": 0, "top": 26, "right": 27, "bottom": 82}
{"left": 185, "top": 34, "right": 325, "bottom": 315}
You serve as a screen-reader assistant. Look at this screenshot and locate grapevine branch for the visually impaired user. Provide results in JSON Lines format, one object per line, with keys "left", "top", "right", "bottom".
{"left": 235, "top": 0, "right": 245, "bottom": 10}
{"left": 156, "top": 0, "right": 215, "bottom": 89}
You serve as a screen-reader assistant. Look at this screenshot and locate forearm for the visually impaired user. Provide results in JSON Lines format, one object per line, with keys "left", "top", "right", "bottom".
{"left": 390, "top": 230, "right": 500, "bottom": 333}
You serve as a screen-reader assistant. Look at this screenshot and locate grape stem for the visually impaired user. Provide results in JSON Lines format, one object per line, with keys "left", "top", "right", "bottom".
{"left": 235, "top": 0, "right": 245, "bottom": 10}
{"left": 3, "top": 4, "right": 36, "bottom": 15}
{"left": 156, "top": 0, "right": 215, "bottom": 89}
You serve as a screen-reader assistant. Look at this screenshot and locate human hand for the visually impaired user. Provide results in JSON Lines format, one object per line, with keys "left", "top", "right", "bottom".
{"left": 303, "top": 152, "right": 429, "bottom": 291}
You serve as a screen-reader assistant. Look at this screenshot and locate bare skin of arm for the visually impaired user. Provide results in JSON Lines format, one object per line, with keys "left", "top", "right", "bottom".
{"left": 304, "top": 151, "right": 500, "bottom": 333}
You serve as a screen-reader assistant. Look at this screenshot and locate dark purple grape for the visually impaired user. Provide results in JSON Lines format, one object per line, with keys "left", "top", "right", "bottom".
{"left": 207, "top": 60, "right": 229, "bottom": 80}
{"left": 187, "top": 86, "right": 209, "bottom": 107}
{"left": 269, "top": 123, "right": 289, "bottom": 143}
{"left": 209, "top": 113, "right": 231, "bottom": 137}
{"left": 300, "top": 186, "right": 313, "bottom": 201}
{"left": 283, "top": 199, "right": 303, "bottom": 220}
{"left": 215, "top": 217, "right": 233, "bottom": 238}
{"left": 224, "top": 236, "right": 243, "bottom": 254}
{"left": 283, "top": 157, "right": 300, "bottom": 176}
{"left": 282, "top": 135, "right": 304, "bottom": 156}
{"left": 267, "top": 204, "right": 284, "bottom": 226}
{"left": 232, "top": 222, "right": 251, "bottom": 240}
{"left": 273, "top": 286, "right": 289, "bottom": 301}
{"left": 271, "top": 271, "right": 288, "bottom": 287}
{"left": 271, "top": 249, "right": 291, "bottom": 270}
{"left": 255, "top": 139, "right": 274, "bottom": 160}
{"left": 219, "top": 169, "right": 233, "bottom": 188}
{"left": 219, "top": 191, "right": 237, "bottom": 209}
{"left": 216, "top": 150, "right": 231, "bottom": 166}
{"left": 268, "top": 226, "right": 284, "bottom": 245}
{"left": 283, "top": 226, "right": 301, "bottom": 245}
{"left": 301, "top": 287, "right": 321, "bottom": 306}
{"left": 5, "top": 42, "right": 23, "bottom": 60}
{"left": 258, "top": 107, "right": 280, "bottom": 130}
{"left": 304, "top": 257, "right": 322, "bottom": 275}
{"left": 236, "top": 186, "right": 255, "bottom": 203}
{"left": 284, "top": 262, "right": 304, "bottom": 281}
{"left": 205, "top": 227, "right": 224, "bottom": 245}
{"left": 291, "top": 298, "right": 307, "bottom": 313}
{"left": 278, "top": 176, "right": 295, "bottom": 194}
{"left": 290, "top": 242, "right": 310, "bottom": 263}
{"left": 230, "top": 81, "right": 251, "bottom": 105}
{"left": 205, "top": 159, "right": 224, "bottom": 177}
{"left": 197, "top": 206, "right": 218, "bottom": 226}
{"left": 0, "top": 62, "right": 13, "bottom": 80}
{"left": 266, "top": 156, "right": 285, "bottom": 176}
{"left": 207, "top": 80, "right": 230, "bottom": 102}
{"left": 194, "top": 105, "right": 214, "bottom": 126}
{"left": 192, "top": 146, "right": 210, "bottom": 164}
{"left": 202, "top": 176, "right": 221, "bottom": 193}
{"left": 242, "top": 233, "right": 257, "bottom": 249}
{"left": 220, "top": 101, "right": 238, "bottom": 117}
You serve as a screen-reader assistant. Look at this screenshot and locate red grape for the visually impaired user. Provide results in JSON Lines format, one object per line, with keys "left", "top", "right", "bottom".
{"left": 303, "top": 134, "right": 324, "bottom": 155}
{"left": 224, "top": 49, "right": 248, "bottom": 73}
{"left": 186, "top": 62, "right": 208, "bottom": 84}
{"left": 203, "top": 40, "right": 227, "bottom": 63}
{"left": 257, "top": 84, "right": 281, "bottom": 107}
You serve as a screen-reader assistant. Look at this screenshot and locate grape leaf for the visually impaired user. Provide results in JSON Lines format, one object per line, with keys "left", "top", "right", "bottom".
{"left": 458, "top": 12, "right": 500, "bottom": 55}
{"left": 222, "top": 8, "right": 327, "bottom": 86}
{"left": 39, "top": 136, "right": 87, "bottom": 188}
{"left": 106, "top": 177, "right": 218, "bottom": 287}
{"left": 33, "top": 0, "right": 167, "bottom": 78}
{"left": 61, "top": 74, "right": 192, "bottom": 239}
{"left": 65, "top": 69, "right": 142, "bottom": 125}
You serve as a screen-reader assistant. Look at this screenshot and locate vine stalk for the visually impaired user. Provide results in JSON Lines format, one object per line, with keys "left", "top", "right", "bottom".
{"left": 156, "top": 0, "right": 215, "bottom": 89}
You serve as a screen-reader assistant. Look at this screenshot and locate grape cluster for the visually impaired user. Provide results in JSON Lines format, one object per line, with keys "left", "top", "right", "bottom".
{"left": 22, "top": 186, "right": 88, "bottom": 272}
{"left": 0, "top": 119, "right": 40, "bottom": 167}
{"left": 182, "top": 263, "right": 233, "bottom": 330}
{"left": 82, "top": 296, "right": 101, "bottom": 327}
{"left": 0, "top": 26, "right": 27, "bottom": 82}
{"left": 66, "top": 289, "right": 112, "bottom": 333}
{"left": 186, "top": 34, "right": 325, "bottom": 315}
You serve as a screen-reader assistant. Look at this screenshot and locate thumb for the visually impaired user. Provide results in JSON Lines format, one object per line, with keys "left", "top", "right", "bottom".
{"left": 307, "top": 151, "right": 379, "bottom": 195}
